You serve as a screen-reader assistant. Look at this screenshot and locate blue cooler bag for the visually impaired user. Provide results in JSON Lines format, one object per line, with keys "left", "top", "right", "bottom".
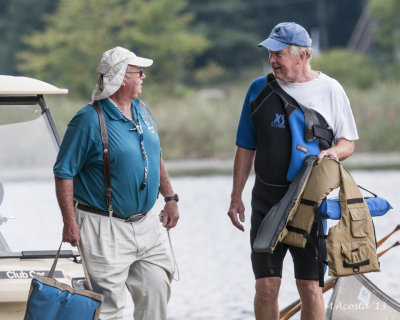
{"left": 24, "top": 243, "right": 103, "bottom": 320}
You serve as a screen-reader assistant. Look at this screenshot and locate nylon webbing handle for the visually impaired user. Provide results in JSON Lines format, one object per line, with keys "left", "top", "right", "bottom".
{"left": 49, "top": 242, "right": 94, "bottom": 291}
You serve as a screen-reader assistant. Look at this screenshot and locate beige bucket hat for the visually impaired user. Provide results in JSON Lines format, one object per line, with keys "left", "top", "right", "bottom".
{"left": 91, "top": 46, "right": 153, "bottom": 100}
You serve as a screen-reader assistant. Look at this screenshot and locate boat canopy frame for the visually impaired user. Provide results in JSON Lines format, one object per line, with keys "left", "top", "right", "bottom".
{"left": 0, "top": 95, "right": 62, "bottom": 147}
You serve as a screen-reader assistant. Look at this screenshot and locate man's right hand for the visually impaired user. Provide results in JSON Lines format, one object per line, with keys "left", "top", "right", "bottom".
{"left": 62, "top": 219, "right": 80, "bottom": 247}
{"left": 227, "top": 147, "right": 255, "bottom": 232}
{"left": 227, "top": 199, "right": 246, "bottom": 232}
{"left": 55, "top": 177, "right": 80, "bottom": 246}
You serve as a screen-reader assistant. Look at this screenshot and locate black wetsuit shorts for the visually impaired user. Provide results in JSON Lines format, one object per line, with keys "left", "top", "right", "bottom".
{"left": 250, "top": 180, "right": 322, "bottom": 280}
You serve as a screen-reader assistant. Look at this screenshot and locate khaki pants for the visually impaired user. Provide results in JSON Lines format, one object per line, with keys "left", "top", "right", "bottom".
{"left": 75, "top": 207, "right": 174, "bottom": 320}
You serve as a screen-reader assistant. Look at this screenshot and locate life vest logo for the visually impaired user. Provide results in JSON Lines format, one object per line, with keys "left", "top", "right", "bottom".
{"left": 271, "top": 113, "right": 285, "bottom": 128}
{"left": 296, "top": 144, "right": 308, "bottom": 154}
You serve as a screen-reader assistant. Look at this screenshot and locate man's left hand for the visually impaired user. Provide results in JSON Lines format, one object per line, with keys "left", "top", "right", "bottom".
{"left": 317, "top": 139, "right": 355, "bottom": 163}
{"left": 317, "top": 149, "right": 339, "bottom": 163}
{"left": 161, "top": 201, "right": 179, "bottom": 229}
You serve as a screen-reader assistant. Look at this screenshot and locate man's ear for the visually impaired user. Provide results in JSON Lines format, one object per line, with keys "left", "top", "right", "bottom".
{"left": 298, "top": 51, "right": 307, "bottom": 64}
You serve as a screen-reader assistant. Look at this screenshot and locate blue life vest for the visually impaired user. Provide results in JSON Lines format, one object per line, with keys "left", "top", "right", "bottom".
{"left": 265, "top": 73, "right": 334, "bottom": 181}
{"left": 286, "top": 108, "right": 320, "bottom": 181}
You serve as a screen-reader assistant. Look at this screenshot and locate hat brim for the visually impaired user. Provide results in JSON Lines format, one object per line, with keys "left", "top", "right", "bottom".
{"left": 258, "top": 38, "right": 289, "bottom": 51}
{"left": 127, "top": 56, "right": 153, "bottom": 67}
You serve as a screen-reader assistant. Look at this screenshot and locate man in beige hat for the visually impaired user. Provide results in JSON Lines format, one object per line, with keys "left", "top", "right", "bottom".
{"left": 54, "top": 46, "right": 179, "bottom": 319}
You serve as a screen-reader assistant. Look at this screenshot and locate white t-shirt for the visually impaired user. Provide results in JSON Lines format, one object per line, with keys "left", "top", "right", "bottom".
{"left": 276, "top": 72, "right": 359, "bottom": 143}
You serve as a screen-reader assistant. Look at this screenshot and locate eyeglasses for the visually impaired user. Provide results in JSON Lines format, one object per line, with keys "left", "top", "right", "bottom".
{"left": 126, "top": 69, "right": 144, "bottom": 78}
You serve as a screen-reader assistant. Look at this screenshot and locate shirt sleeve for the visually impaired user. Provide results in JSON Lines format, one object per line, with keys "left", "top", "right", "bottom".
{"left": 236, "top": 78, "right": 267, "bottom": 149}
{"left": 332, "top": 84, "right": 359, "bottom": 143}
{"left": 53, "top": 107, "right": 98, "bottom": 179}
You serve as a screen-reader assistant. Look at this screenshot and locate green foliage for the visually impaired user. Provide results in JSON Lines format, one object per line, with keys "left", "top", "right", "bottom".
{"left": 187, "top": 0, "right": 261, "bottom": 73}
{"left": 369, "top": 0, "right": 400, "bottom": 65}
{"left": 50, "top": 75, "right": 400, "bottom": 159}
{"left": 348, "top": 81, "right": 400, "bottom": 152}
{"left": 382, "top": 63, "right": 400, "bottom": 81}
{"left": 2, "top": 0, "right": 368, "bottom": 89}
{"left": 17, "top": 0, "right": 208, "bottom": 97}
{"left": 0, "top": 0, "right": 57, "bottom": 74}
{"left": 193, "top": 61, "right": 225, "bottom": 84}
{"left": 186, "top": 0, "right": 364, "bottom": 72}
{"left": 311, "top": 49, "right": 379, "bottom": 89}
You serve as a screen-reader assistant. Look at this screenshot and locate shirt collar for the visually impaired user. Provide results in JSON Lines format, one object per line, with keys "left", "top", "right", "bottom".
{"left": 98, "top": 98, "right": 142, "bottom": 121}
{"left": 94, "top": 98, "right": 123, "bottom": 121}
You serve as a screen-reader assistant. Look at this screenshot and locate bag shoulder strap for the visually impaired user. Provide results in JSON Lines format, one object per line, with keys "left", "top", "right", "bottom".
{"left": 89, "top": 101, "right": 113, "bottom": 215}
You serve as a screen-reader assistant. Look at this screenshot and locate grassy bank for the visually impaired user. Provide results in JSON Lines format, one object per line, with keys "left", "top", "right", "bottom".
{"left": 47, "top": 72, "right": 400, "bottom": 160}
{"left": 347, "top": 81, "right": 400, "bottom": 152}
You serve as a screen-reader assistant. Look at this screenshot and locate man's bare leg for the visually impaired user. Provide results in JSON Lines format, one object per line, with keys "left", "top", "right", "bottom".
{"left": 296, "top": 279, "right": 324, "bottom": 320}
{"left": 254, "top": 277, "right": 281, "bottom": 320}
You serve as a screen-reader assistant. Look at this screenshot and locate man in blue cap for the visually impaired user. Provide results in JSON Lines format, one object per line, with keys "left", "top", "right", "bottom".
{"left": 227, "top": 22, "right": 358, "bottom": 319}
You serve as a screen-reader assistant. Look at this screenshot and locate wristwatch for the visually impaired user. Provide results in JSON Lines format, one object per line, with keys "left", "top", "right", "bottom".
{"left": 164, "top": 193, "right": 179, "bottom": 203}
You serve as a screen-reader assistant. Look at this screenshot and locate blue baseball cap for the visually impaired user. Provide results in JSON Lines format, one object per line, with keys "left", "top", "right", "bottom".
{"left": 258, "top": 22, "right": 312, "bottom": 51}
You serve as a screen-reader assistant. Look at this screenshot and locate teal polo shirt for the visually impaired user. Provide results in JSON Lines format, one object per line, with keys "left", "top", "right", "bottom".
{"left": 54, "top": 98, "right": 161, "bottom": 217}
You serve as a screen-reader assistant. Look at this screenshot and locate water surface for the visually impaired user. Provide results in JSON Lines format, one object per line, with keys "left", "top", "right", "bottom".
{"left": 1, "top": 171, "right": 398, "bottom": 319}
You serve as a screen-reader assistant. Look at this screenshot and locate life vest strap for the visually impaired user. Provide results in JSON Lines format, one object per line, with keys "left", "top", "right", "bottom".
{"left": 290, "top": 199, "right": 327, "bottom": 287}
{"left": 300, "top": 198, "right": 317, "bottom": 206}
{"left": 286, "top": 225, "right": 313, "bottom": 241}
{"left": 266, "top": 72, "right": 333, "bottom": 150}
{"left": 343, "top": 259, "right": 371, "bottom": 273}
{"left": 286, "top": 223, "right": 327, "bottom": 287}
{"left": 357, "top": 184, "right": 378, "bottom": 198}
{"left": 347, "top": 198, "right": 364, "bottom": 204}
{"left": 313, "top": 124, "right": 334, "bottom": 144}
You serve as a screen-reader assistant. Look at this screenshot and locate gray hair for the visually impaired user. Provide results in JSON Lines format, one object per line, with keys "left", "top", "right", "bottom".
{"left": 289, "top": 45, "right": 313, "bottom": 61}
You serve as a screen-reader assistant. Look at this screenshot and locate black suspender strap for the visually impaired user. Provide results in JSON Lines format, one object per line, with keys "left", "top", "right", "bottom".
{"left": 90, "top": 101, "right": 113, "bottom": 216}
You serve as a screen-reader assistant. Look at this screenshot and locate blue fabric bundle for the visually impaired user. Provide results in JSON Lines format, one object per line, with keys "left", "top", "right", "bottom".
{"left": 320, "top": 197, "right": 393, "bottom": 220}
{"left": 24, "top": 243, "right": 103, "bottom": 320}
{"left": 24, "top": 278, "right": 102, "bottom": 320}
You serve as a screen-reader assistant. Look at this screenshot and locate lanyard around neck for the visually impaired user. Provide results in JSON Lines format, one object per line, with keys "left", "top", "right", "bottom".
{"left": 117, "top": 104, "right": 149, "bottom": 190}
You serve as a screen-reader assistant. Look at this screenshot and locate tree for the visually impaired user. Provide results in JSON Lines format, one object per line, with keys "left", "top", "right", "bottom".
{"left": 17, "top": 0, "right": 208, "bottom": 97}
{"left": 186, "top": 0, "right": 364, "bottom": 75}
{"left": 0, "top": 0, "right": 57, "bottom": 75}
{"left": 187, "top": 0, "right": 260, "bottom": 74}
{"left": 311, "top": 49, "right": 379, "bottom": 89}
{"left": 369, "top": 0, "right": 400, "bottom": 64}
